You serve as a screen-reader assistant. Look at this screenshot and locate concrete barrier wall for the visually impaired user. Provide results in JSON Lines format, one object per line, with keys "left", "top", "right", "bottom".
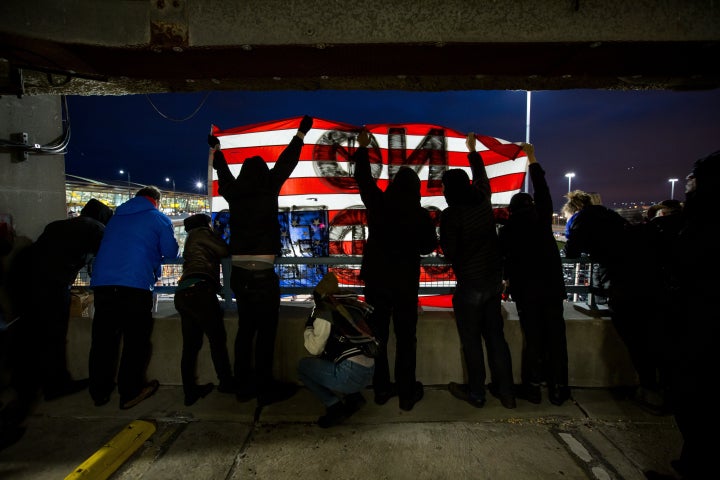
{"left": 67, "top": 300, "right": 637, "bottom": 388}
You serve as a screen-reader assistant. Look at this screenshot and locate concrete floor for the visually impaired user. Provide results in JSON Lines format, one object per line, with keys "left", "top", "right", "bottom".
{"left": 0, "top": 384, "right": 682, "bottom": 480}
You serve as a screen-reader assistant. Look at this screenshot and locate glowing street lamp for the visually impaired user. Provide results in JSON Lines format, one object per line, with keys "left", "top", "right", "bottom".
{"left": 195, "top": 181, "right": 205, "bottom": 191}
{"left": 119, "top": 169, "right": 131, "bottom": 197}
{"left": 668, "top": 178, "right": 678, "bottom": 200}
{"left": 565, "top": 172, "right": 575, "bottom": 193}
{"left": 165, "top": 177, "right": 176, "bottom": 213}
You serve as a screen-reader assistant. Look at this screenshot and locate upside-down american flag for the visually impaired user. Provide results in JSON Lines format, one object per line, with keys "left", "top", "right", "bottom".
{"left": 210, "top": 116, "right": 527, "bottom": 307}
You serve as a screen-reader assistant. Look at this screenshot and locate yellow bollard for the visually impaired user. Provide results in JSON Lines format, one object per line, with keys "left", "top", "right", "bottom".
{"left": 65, "top": 419, "right": 156, "bottom": 480}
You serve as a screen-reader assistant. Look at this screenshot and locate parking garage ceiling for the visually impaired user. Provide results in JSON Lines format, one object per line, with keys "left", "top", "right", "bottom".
{"left": 1, "top": 1, "right": 719, "bottom": 96}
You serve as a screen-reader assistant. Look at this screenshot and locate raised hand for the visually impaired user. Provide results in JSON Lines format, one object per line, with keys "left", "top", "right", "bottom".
{"left": 299, "top": 115, "right": 314, "bottom": 134}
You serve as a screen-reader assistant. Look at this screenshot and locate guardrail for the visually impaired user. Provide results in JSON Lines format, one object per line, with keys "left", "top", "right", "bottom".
{"left": 74, "top": 256, "right": 597, "bottom": 309}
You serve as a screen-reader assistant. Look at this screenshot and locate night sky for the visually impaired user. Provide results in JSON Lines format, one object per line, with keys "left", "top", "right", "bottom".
{"left": 64, "top": 88, "right": 720, "bottom": 209}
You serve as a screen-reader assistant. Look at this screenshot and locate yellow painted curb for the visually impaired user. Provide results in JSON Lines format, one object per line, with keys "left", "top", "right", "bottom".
{"left": 64, "top": 419, "right": 157, "bottom": 480}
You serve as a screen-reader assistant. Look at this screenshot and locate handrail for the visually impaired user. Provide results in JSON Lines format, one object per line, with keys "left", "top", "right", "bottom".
{"left": 76, "top": 256, "right": 596, "bottom": 308}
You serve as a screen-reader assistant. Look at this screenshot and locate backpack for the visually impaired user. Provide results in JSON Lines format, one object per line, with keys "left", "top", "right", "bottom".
{"left": 311, "top": 272, "right": 380, "bottom": 359}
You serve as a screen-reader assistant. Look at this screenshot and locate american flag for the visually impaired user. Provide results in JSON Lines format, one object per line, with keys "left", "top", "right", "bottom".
{"left": 210, "top": 116, "right": 527, "bottom": 214}
{"left": 210, "top": 116, "right": 527, "bottom": 304}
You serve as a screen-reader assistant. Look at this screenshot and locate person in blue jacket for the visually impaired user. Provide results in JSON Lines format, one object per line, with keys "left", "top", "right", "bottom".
{"left": 88, "top": 186, "right": 179, "bottom": 409}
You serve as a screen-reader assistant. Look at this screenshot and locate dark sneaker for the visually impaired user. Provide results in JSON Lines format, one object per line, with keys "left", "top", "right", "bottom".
{"left": 373, "top": 383, "right": 398, "bottom": 406}
{"left": 399, "top": 381, "right": 424, "bottom": 411}
{"left": 184, "top": 383, "right": 214, "bottom": 406}
{"left": 343, "top": 392, "right": 367, "bottom": 416}
{"left": 119, "top": 380, "right": 159, "bottom": 410}
{"left": 217, "top": 378, "right": 239, "bottom": 394}
{"left": 92, "top": 394, "right": 111, "bottom": 407}
{"left": 44, "top": 378, "right": 90, "bottom": 401}
{"left": 515, "top": 383, "right": 542, "bottom": 405}
{"left": 488, "top": 382, "right": 516, "bottom": 409}
{"left": 318, "top": 402, "right": 348, "bottom": 428}
{"left": 235, "top": 384, "right": 257, "bottom": 403}
{"left": 448, "top": 382, "right": 486, "bottom": 408}
{"left": 548, "top": 385, "right": 571, "bottom": 406}
{"left": 258, "top": 382, "right": 298, "bottom": 406}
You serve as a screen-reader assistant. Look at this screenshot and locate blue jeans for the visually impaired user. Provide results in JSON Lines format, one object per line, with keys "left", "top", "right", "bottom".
{"left": 297, "top": 357, "right": 374, "bottom": 407}
{"left": 452, "top": 283, "right": 514, "bottom": 398}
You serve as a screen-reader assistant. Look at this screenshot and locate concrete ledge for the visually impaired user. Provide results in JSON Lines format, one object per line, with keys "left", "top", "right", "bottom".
{"left": 67, "top": 301, "right": 635, "bottom": 389}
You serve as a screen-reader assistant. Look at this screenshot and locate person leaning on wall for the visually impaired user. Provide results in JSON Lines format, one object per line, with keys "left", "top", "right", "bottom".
{"left": 88, "top": 186, "right": 179, "bottom": 410}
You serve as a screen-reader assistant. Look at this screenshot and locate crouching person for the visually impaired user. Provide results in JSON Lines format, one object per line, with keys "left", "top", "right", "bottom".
{"left": 298, "top": 272, "right": 377, "bottom": 428}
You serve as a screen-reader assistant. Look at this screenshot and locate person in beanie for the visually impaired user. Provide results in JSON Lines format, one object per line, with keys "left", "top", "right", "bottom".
{"left": 498, "top": 144, "right": 570, "bottom": 406}
{"left": 208, "top": 115, "right": 313, "bottom": 406}
{"left": 88, "top": 186, "right": 179, "bottom": 409}
{"left": 174, "top": 213, "right": 235, "bottom": 406}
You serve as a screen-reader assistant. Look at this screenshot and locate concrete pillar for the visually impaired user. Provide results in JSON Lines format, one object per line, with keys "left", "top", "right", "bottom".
{"left": 1, "top": 95, "right": 66, "bottom": 240}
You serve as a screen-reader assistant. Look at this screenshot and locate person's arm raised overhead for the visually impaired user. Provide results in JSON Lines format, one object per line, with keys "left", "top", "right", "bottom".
{"left": 466, "top": 132, "right": 491, "bottom": 201}
{"left": 353, "top": 128, "right": 382, "bottom": 207}
{"left": 272, "top": 115, "right": 314, "bottom": 183}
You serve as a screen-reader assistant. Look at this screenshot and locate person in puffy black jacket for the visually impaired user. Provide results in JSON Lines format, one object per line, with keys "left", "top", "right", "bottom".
{"left": 174, "top": 213, "right": 234, "bottom": 406}
{"left": 498, "top": 144, "right": 569, "bottom": 406}
{"left": 352, "top": 128, "right": 437, "bottom": 412}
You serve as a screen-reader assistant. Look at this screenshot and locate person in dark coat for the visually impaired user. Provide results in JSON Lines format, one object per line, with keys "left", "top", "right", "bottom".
{"left": 440, "top": 133, "right": 516, "bottom": 410}
{"left": 663, "top": 150, "right": 720, "bottom": 479}
{"left": 352, "top": 128, "right": 437, "bottom": 411}
{"left": 174, "top": 213, "right": 235, "bottom": 406}
{"left": 208, "top": 115, "right": 313, "bottom": 406}
{"left": 562, "top": 191, "right": 676, "bottom": 413}
{"left": 498, "top": 144, "right": 570, "bottom": 406}
{"left": 20, "top": 198, "right": 113, "bottom": 401}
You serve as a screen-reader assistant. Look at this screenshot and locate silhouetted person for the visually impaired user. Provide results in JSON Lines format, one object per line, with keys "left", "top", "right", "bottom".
{"left": 564, "top": 189, "right": 673, "bottom": 413}
{"left": 352, "top": 128, "right": 437, "bottom": 411}
{"left": 441, "top": 133, "right": 516, "bottom": 409}
{"left": 89, "top": 186, "right": 179, "bottom": 409}
{"left": 174, "top": 213, "right": 234, "bottom": 406}
{"left": 498, "top": 144, "right": 570, "bottom": 406}
{"left": 21, "top": 198, "right": 114, "bottom": 401}
{"left": 208, "top": 115, "right": 313, "bottom": 406}
{"left": 663, "top": 150, "right": 720, "bottom": 479}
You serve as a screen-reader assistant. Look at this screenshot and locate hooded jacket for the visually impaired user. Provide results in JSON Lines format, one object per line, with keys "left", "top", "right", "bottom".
{"left": 90, "top": 196, "right": 179, "bottom": 290}
{"left": 212, "top": 136, "right": 303, "bottom": 256}
{"left": 178, "top": 223, "right": 229, "bottom": 291}
{"left": 440, "top": 151, "right": 502, "bottom": 291}
{"left": 498, "top": 162, "right": 566, "bottom": 302}
{"left": 352, "top": 147, "right": 437, "bottom": 291}
{"left": 31, "top": 198, "right": 114, "bottom": 285}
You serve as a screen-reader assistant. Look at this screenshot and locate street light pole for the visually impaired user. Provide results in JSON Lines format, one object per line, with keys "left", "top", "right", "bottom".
{"left": 165, "top": 177, "right": 175, "bottom": 213}
{"left": 668, "top": 178, "right": 678, "bottom": 200}
{"left": 565, "top": 172, "right": 575, "bottom": 193}
{"left": 119, "top": 169, "right": 131, "bottom": 199}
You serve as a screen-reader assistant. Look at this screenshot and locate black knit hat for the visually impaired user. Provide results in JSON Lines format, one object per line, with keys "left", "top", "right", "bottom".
{"left": 184, "top": 213, "right": 211, "bottom": 232}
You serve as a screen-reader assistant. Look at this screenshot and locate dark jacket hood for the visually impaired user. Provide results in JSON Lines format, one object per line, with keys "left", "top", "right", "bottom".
{"left": 442, "top": 168, "right": 481, "bottom": 207}
{"left": 80, "top": 198, "right": 113, "bottom": 225}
